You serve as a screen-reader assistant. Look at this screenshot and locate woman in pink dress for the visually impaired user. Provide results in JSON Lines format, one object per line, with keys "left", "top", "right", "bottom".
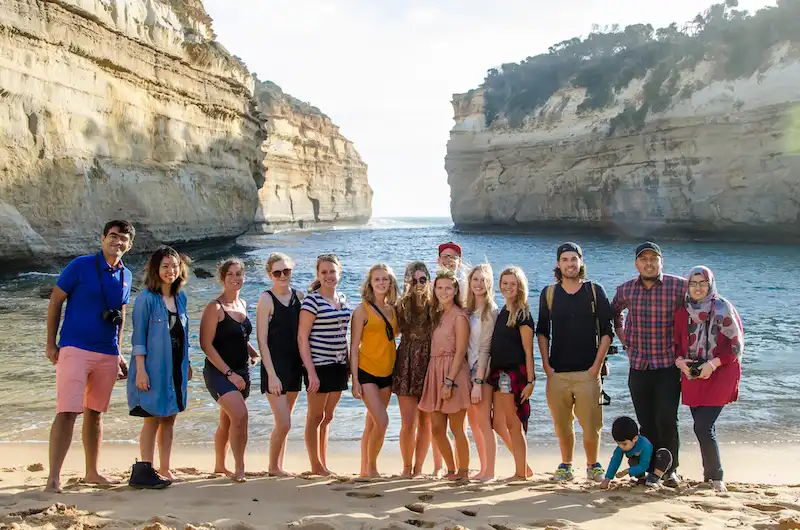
{"left": 419, "top": 270, "right": 471, "bottom": 479}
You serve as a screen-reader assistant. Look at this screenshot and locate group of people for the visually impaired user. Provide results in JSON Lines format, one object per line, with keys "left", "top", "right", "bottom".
{"left": 43, "top": 220, "right": 744, "bottom": 495}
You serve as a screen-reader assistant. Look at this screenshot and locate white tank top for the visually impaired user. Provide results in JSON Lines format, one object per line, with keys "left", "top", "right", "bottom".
{"left": 467, "top": 310, "right": 482, "bottom": 368}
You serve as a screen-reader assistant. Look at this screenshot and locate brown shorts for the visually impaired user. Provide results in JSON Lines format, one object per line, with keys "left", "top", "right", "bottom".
{"left": 545, "top": 370, "right": 603, "bottom": 443}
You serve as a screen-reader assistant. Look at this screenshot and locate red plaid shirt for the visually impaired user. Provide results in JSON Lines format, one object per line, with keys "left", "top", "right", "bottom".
{"left": 612, "top": 274, "right": 688, "bottom": 370}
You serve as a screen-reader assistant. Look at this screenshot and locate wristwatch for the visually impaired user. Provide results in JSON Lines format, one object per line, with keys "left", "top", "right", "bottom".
{"left": 472, "top": 377, "right": 484, "bottom": 385}
{"left": 225, "top": 369, "right": 233, "bottom": 377}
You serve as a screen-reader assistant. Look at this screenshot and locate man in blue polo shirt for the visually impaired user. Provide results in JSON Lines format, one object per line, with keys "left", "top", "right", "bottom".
{"left": 44, "top": 220, "right": 135, "bottom": 492}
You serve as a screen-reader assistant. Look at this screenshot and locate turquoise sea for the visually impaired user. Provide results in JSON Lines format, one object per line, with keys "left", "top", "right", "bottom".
{"left": 1, "top": 217, "right": 798, "bottom": 448}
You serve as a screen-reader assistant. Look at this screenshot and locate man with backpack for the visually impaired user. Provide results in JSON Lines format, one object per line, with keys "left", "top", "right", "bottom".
{"left": 536, "top": 242, "right": 614, "bottom": 482}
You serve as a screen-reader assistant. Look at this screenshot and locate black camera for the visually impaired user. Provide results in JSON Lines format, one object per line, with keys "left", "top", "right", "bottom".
{"left": 101, "top": 309, "right": 123, "bottom": 326}
{"left": 608, "top": 345, "right": 619, "bottom": 355}
{"left": 689, "top": 360, "right": 706, "bottom": 378}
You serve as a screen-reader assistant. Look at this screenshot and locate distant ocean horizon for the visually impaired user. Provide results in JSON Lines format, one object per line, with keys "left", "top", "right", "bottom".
{"left": 1, "top": 217, "right": 798, "bottom": 449}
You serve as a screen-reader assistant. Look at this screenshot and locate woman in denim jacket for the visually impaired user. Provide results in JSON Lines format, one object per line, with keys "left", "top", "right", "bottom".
{"left": 127, "top": 246, "right": 191, "bottom": 489}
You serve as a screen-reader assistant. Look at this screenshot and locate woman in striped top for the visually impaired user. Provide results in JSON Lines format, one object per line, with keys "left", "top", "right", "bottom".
{"left": 298, "top": 254, "right": 352, "bottom": 476}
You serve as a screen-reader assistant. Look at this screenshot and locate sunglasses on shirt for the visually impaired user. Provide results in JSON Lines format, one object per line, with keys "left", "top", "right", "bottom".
{"left": 271, "top": 268, "right": 292, "bottom": 278}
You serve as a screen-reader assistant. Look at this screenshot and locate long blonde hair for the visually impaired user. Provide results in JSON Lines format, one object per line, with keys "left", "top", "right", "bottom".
{"left": 360, "top": 263, "right": 400, "bottom": 305}
{"left": 308, "top": 254, "right": 342, "bottom": 292}
{"left": 430, "top": 269, "right": 463, "bottom": 329}
{"left": 466, "top": 263, "right": 496, "bottom": 322}
{"left": 499, "top": 265, "right": 531, "bottom": 327}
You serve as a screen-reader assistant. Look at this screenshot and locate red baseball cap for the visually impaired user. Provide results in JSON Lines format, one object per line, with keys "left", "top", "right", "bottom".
{"left": 438, "top": 241, "right": 462, "bottom": 256}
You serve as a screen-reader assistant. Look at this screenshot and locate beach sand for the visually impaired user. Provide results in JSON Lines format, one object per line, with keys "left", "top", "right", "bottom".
{"left": 1, "top": 442, "right": 799, "bottom": 530}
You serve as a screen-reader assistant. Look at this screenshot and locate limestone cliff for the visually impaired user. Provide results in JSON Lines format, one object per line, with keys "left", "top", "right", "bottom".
{"left": 0, "top": 0, "right": 263, "bottom": 261}
{"left": 446, "top": 6, "right": 800, "bottom": 241}
{"left": 252, "top": 80, "right": 371, "bottom": 232}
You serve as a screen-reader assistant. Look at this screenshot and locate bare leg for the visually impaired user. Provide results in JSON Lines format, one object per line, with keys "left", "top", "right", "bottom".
{"left": 361, "top": 385, "right": 391, "bottom": 477}
{"left": 218, "top": 392, "right": 248, "bottom": 482}
{"left": 473, "top": 384, "right": 497, "bottom": 480}
{"left": 214, "top": 408, "right": 231, "bottom": 474}
{"left": 267, "top": 393, "right": 294, "bottom": 476}
{"left": 139, "top": 417, "right": 159, "bottom": 463}
{"left": 156, "top": 415, "right": 177, "bottom": 480}
{"left": 493, "top": 401, "right": 533, "bottom": 477}
{"left": 360, "top": 415, "right": 374, "bottom": 477}
{"left": 305, "top": 393, "right": 330, "bottom": 475}
{"left": 279, "top": 392, "right": 298, "bottom": 470}
{"left": 496, "top": 394, "right": 527, "bottom": 479}
{"left": 430, "top": 412, "right": 455, "bottom": 474}
{"left": 398, "top": 396, "right": 419, "bottom": 477}
{"left": 319, "top": 392, "right": 341, "bottom": 473}
{"left": 415, "top": 411, "right": 434, "bottom": 476}
{"left": 46, "top": 412, "right": 78, "bottom": 492}
{"left": 468, "top": 405, "right": 486, "bottom": 478}
{"left": 432, "top": 432, "right": 444, "bottom": 476}
{"left": 448, "top": 410, "right": 469, "bottom": 479}
{"left": 83, "top": 408, "right": 110, "bottom": 484}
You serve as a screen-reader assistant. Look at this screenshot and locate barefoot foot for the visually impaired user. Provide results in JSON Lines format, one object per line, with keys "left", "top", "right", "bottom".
{"left": 268, "top": 468, "right": 295, "bottom": 477}
{"left": 214, "top": 467, "right": 232, "bottom": 476}
{"left": 309, "top": 466, "right": 331, "bottom": 477}
{"left": 83, "top": 472, "right": 115, "bottom": 485}
{"left": 44, "top": 477, "right": 62, "bottom": 493}
{"left": 157, "top": 469, "right": 177, "bottom": 481}
{"left": 230, "top": 470, "right": 246, "bottom": 483}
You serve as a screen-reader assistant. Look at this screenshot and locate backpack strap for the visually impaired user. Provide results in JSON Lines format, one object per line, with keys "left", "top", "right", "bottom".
{"left": 546, "top": 284, "right": 555, "bottom": 313}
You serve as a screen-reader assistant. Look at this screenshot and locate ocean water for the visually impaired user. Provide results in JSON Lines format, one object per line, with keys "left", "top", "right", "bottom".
{"left": 1, "top": 217, "right": 799, "bottom": 449}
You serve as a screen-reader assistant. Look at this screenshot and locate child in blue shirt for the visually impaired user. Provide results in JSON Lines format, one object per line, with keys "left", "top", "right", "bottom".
{"left": 601, "top": 416, "right": 672, "bottom": 489}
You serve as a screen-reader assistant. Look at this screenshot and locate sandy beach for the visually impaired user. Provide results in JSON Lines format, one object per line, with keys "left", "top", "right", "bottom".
{"left": 2, "top": 442, "right": 799, "bottom": 530}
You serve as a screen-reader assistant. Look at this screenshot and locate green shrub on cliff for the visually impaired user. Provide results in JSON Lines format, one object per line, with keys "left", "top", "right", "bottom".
{"left": 483, "top": 0, "right": 800, "bottom": 132}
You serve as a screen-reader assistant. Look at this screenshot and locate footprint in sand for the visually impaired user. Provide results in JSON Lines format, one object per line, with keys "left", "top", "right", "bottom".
{"left": 405, "top": 519, "right": 435, "bottom": 528}
{"left": 346, "top": 490, "right": 383, "bottom": 499}
{"left": 526, "top": 519, "right": 577, "bottom": 529}
{"left": 417, "top": 494, "right": 434, "bottom": 502}
{"left": 175, "top": 467, "right": 200, "bottom": 475}
{"left": 26, "top": 463, "right": 44, "bottom": 472}
{"left": 665, "top": 514, "right": 702, "bottom": 527}
{"left": 744, "top": 502, "right": 785, "bottom": 513}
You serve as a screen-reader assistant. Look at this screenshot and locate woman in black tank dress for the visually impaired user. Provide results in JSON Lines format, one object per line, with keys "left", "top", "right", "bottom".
{"left": 256, "top": 252, "right": 304, "bottom": 476}
{"left": 200, "top": 258, "right": 259, "bottom": 483}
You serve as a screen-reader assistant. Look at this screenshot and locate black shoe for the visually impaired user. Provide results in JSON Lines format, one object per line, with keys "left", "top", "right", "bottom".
{"left": 662, "top": 471, "right": 681, "bottom": 488}
{"left": 645, "top": 472, "right": 661, "bottom": 486}
{"left": 129, "top": 461, "right": 171, "bottom": 489}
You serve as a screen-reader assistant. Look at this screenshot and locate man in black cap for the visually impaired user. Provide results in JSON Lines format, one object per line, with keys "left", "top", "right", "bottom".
{"left": 536, "top": 242, "right": 614, "bottom": 482}
{"left": 611, "top": 242, "right": 688, "bottom": 486}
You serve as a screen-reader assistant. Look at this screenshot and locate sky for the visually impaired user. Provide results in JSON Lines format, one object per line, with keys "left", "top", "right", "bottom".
{"left": 204, "top": 0, "right": 774, "bottom": 219}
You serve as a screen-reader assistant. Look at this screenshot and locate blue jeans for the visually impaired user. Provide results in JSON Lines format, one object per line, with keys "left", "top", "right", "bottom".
{"left": 690, "top": 406, "right": 724, "bottom": 481}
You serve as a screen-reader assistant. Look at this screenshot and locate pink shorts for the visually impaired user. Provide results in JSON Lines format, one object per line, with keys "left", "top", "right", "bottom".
{"left": 56, "top": 346, "right": 119, "bottom": 413}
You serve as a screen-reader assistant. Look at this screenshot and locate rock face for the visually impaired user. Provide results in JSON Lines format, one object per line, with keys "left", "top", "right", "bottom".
{"left": 0, "top": 0, "right": 263, "bottom": 261}
{"left": 252, "top": 81, "right": 371, "bottom": 232}
{"left": 446, "top": 44, "right": 800, "bottom": 241}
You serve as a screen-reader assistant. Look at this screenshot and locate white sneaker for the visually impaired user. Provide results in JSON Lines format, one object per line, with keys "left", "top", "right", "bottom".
{"left": 712, "top": 480, "right": 727, "bottom": 492}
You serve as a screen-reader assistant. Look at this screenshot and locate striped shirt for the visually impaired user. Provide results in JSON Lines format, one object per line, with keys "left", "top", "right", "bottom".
{"left": 612, "top": 274, "right": 688, "bottom": 370}
{"left": 301, "top": 292, "right": 352, "bottom": 366}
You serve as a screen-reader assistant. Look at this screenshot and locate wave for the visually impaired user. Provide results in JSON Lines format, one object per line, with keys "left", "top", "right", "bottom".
{"left": 16, "top": 272, "right": 59, "bottom": 278}
{"left": 360, "top": 217, "right": 454, "bottom": 230}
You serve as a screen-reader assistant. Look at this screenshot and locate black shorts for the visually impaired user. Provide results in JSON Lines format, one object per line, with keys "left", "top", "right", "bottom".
{"left": 304, "top": 362, "right": 349, "bottom": 394}
{"left": 204, "top": 362, "right": 251, "bottom": 401}
{"left": 261, "top": 362, "right": 303, "bottom": 395}
{"left": 358, "top": 368, "right": 392, "bottom": 389}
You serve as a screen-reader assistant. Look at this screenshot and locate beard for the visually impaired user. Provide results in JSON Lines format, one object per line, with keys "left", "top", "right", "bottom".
{"left": 640, "top": 272, "right": 660, "bottom": 281}
{"left": 561, "top": 269, "right": 580, "bottom": 279}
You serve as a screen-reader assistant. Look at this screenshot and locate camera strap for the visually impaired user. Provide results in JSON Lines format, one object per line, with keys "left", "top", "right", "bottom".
{"left": 95, "top": 254, "right": 123, "bottom": 312}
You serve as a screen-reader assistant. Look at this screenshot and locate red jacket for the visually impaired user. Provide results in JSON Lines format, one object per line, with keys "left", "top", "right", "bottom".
{"left": 673, "top": 306, "right": 741, "bottom": 407}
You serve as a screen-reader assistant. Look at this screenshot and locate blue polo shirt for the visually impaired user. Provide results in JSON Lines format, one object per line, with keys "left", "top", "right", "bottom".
{"left": 56, "top": 253, "right": 132, "bottom": 355}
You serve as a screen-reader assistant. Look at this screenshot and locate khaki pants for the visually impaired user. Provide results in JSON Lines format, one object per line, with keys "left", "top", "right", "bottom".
{"left": 546, "top": 370, "right": 603, "bottom": 444}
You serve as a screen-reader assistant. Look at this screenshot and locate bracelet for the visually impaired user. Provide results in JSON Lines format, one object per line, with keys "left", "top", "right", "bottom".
{"left": 225, "top": 369, "right": 233, "bottom": 377}
{"left": 710, "top": 360, "right": 718, "bottom": 371}
{"left": 527, "top": 380, "right": 535, "bottom": 385}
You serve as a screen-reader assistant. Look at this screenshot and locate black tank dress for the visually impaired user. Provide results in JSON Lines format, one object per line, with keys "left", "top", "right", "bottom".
{"left": 203, "top": 300, "right": 253, "bottom": 401}
{"left": 261, "top": 289, "right": 302, "bottom": 395}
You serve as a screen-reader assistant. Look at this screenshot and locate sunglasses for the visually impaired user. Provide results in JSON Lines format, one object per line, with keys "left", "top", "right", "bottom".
{"left": 271, "top": 268, "right": 292, "bottom": 278}
{"left": 318, "top": 253, "right": 339, "bottom": 260}
{"left": 411, "top": 277, "right": 428, "bottom": 285}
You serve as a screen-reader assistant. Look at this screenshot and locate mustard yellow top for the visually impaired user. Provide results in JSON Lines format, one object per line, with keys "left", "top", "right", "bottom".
{"left": 358, "top": 303, "right": 399, "bottom": 377}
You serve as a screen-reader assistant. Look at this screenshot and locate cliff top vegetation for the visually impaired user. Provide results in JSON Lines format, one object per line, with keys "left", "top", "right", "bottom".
{"left": 482, "top": 0, "right": 800, "bottom": 131}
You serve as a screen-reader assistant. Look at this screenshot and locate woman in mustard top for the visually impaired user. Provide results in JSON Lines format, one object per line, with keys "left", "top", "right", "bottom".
{"left": 350, "top": 263, "right": 400, "bottom": 478}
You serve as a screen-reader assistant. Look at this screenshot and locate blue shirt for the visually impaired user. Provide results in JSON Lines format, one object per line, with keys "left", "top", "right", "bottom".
{"left": 605, "top": 435, "right": 653, "bottom": 479}
{"left": 56, "top": 253, "right": 132, "bottom": 355}
{"left": 127, "top": 290, "right": 190, "bottom": 417}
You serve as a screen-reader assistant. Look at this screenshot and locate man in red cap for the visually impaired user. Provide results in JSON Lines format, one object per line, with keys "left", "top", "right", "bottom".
{"left": 437, "top": 241, "right": 466, "bottom": 302}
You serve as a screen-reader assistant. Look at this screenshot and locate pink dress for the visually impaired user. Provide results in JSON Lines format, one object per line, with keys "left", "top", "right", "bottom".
{"left": 418, "top": 308, "right": 471, "bottom": 414}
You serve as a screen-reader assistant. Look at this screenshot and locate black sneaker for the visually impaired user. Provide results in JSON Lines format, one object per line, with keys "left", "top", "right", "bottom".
{"left": 129, "top": 461, "right": 171, "bottom": 489}
{"left": 645, "top": 473, "right": 661, "bottom": 486}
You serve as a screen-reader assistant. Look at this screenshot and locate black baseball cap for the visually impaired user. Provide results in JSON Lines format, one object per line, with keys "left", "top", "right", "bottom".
{"left": 557, "top": 242, "right": 583, "bottom": 259}
{"left": 635, "top": 241, "right": 662, "bottom": 257}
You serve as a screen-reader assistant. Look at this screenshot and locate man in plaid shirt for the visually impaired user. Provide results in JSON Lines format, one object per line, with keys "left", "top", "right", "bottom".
{"left": 612, "top": 242, "right": 687, "bottom": 486}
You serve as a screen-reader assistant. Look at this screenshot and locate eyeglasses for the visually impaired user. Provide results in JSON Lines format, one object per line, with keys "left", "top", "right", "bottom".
{"left": 271, "top": 268, "right": 292, "bottom": 278}
{"left": 688, "top": 280, "right": 709, "bottom": 288}
{"left": 411, "top": 277, "right": 428, "bottom": 285}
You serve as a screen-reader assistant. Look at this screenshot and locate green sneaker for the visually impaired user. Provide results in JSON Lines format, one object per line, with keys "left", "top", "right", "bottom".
{"left": 551, "top": 464, "right": 574, "bottom": 481}
{"left": 586, "top": 463, "right": 605, "bottom": 482}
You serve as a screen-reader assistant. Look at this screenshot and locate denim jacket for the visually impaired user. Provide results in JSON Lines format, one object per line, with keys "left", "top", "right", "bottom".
{"left": 127, "top": 290, "right": 190, "bottom": 417}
